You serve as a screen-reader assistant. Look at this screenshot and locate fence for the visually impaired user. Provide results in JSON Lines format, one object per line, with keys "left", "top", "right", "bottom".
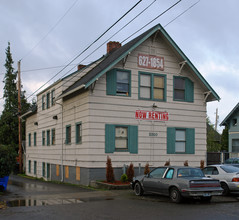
{"left": 207, "top": 152, "right": 230, "bottom": 165}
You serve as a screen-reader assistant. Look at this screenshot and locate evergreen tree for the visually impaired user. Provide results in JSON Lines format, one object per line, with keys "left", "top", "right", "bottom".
{"left": 221, "top": 126, "right": 229, "bottom": 152}
{"left": 0, "top": 42, "right": 30, "bottom": 150}
{"left": 206, "top": 117, "right": 221, "bottom": 152}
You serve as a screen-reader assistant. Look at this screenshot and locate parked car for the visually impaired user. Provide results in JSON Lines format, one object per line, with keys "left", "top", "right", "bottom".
{"left": 131, "top": 166, "right": 223, "bottom": 203}
{"left": 202, "top": 164, "right": 239, "bottom": 195}
{"left": 224, "top": 158, "right": 239, "bottom": 168}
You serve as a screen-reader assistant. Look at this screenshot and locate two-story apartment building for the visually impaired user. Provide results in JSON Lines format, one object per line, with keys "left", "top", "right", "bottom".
{"left": 23, "top": 24, "right": 220, "bottom": 185}
{"left": 220, "top": 102, "right": 239, "bottom": 156}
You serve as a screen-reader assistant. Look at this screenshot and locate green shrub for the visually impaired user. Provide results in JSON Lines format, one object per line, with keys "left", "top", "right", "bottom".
{"left": 120, "top": 174, "right": 128, "bottom": 183}
{"left": 0, "top": 145, "right": 17, "bottom": 177}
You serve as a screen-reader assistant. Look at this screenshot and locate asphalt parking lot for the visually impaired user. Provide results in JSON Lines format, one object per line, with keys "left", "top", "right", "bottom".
{"left": 1, "top": 175, "right": 239, "bottom": 220}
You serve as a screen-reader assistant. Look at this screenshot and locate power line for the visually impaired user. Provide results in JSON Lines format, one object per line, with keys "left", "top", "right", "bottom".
{"left": 21, "top": 0, "right": 79, "bottom": 61}
{"left": 59, "top": 0, "right": 157, "bottom": 88}
{"left": 26, "top": 0, "right": 143, "bottom": 100}
{"left": 121, "top": 0, "right": 182, "bottom": 44}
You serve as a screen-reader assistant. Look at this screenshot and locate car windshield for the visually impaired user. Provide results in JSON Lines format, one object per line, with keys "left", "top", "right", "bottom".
{"left": 220, "top": 165, "right": 239, "bottom": 173}
{"left": 177, "top": 168, "right": 204, "bottom": 178}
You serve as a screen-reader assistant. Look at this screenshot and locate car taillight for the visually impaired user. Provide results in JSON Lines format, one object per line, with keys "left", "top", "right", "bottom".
{"left": 232, "top": 177, "right": 239, "bottom": 182}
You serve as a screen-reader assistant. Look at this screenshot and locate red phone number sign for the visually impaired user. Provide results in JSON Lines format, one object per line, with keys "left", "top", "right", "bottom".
{"left": 138, "top": 53, "right": 164, "bottom": 70}
{"left": 135, "top": 110, "right": 169, "bottom": 121}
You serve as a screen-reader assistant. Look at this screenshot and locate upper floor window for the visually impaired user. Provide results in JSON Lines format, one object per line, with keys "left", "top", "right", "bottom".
{"left": 46, "top": 93, "right": 50, "bottom": 109}
{"left": 42, "top": 95, "right": 45, "bottom": 110}
{"left": 106, "top": 69, "right": 131, "bottom": 96}
{"left": 51, "top": 89, "right": 55, "bottom": 106}
{"left": 51, "top": 128, "right": 55, "bottom": 145}
{"left": 76, "top": 123, "right": 82, "bottom": 144}
{"left": 42, "top": 131, "right": 45, "bottom": 146}
{"left": 233, "top": 118, "right": 237, "bottom": 126}
{"left": 139, "top": 72, "right": 166, "bottom": 101}
{"left": 47, "top": 130, "right": 50, "bottom": 146}
{"left": 28, "top": 133, "right": 31, "bottom": 147}
{"left": 174, "top": 76, "right": 194, "bottom": 102}
{"left": 34, "top": 132, "right": 37, "bottom": 146}
{"left": 66, "top": 125, "right": 71, "bottom": 144}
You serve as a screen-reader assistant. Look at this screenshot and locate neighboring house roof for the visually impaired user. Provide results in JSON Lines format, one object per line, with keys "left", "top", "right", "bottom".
{"left": 220, "top": 102, "right": 239, "bottom": 126}
{"left": 58, "top": 23, "right": 220, "bottom": 102}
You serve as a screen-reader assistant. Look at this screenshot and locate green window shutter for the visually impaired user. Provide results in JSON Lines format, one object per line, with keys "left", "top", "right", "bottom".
{"left": 185, "top": 78, "right": 194, "bottom": 102}
{"left": 106, "top": 70, "right": 116, "bottom": 95}
{"left": 42, "top": 162, "right": 45, "bottom": 177}
{"left": 186, "top": 128, "right": 195, "bottom": 154}
{"left": 34, "top": 132, "right": 37, "bottom": 146}
{"left": 129, "top": 125, "right": 138, "bottom": 154}
{"left": 105, "top": 124, "right": 115, "bottom": 153}
{"left": 167, "top": 127, "right": 175, "bottom": 154}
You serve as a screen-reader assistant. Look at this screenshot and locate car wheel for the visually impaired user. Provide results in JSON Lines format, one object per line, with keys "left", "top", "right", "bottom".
{"left": 221, "top": 182, "right": 230, "bottom": 196}
{"left": 170, "top": 187, "right": 182, "bottom": 203}
{"left": 134, "top": 182, "right": 144, "bottom": 196}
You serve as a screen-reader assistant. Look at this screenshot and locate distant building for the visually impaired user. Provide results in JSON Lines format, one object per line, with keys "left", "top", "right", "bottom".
{"left": 22, "top": 23, "right": 220, "bottom": 185}
{"left": 220, "top": 102, "right": 239, "bottom": 155}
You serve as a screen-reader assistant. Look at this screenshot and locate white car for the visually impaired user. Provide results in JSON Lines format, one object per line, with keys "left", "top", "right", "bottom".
{"left": 202, "top": 165, "right": 239, "bottom": 195}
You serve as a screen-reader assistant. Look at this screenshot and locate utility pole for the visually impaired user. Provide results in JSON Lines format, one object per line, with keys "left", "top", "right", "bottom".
{"left": 18, "top": 60, "right": 22, "bottom": 173}
{"left": 215, "top": 108, "right": 219, "bottom": 132}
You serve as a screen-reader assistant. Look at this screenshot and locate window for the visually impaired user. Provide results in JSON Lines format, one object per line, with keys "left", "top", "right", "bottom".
{"left": 175, "top": 129, "right": 186, "bottom": 153}
{"left": 34, "top": 132, "right": 37, "bottom": 146}
{"left": 167, "top": 127, "right": 195, "bottom": 154}
{"left": 46, "top": 92, "right": 50, "bottom": 109}
{"left": 149, "top": 167, "right": 167, "bottom": 178}
{"left": 47, "top": 130, "right": 50, "bottom": 146}
{"left": 174, "top": 76, "right": 194, "bottom": 102}
{"left": 233, "top": 118, "right": 237, "bottom": 126}
{"left": 115, "top": 127, "right": 128, "bottom": 150}
{"left": 139, "top": 72, "right": 166, "bottom": 101}
{"left": 34, "top": 161, "right": 37, "bottom": 175}
{"left": 42, "top": 95, "right": 45, "bottom": 110}
{"left": 47, "top": 163, "right": 50, "bottom": 178}
{"left": 42, "top": 162, "right": 45, "bottom": 177}
{"left": 232, "top": 139, "right": 239, "bottom": 152}
{"left": 165, "top": 168, "right": 174, "bottom": 179}
{"left": 66, "top": 125, "right": 71, "bottom": 144}
{"left": 106, "top": 69, "right": 131, "bottom": 96}
{"left": 51, "top": 128, "right": 55, "bottom": 145}
{"left": 28, "top": 160, "right": 31, "bottom": 173}
{"left": 28, "top": 133, "right": 31, "bottom": 147}
{"left": 76, "top": 123, "right": 82, "bottom": 144}
{"left": 42, "top": 131, "right": 45, "bottom": 146}
{"left": 202, "top": 167, "right": 219, "bottom": 175}
{"left": 105, "top": 124, "right": 138, "bottom": 153}
{"left": 51, "top": 89, "right": 55, "bottom": 106}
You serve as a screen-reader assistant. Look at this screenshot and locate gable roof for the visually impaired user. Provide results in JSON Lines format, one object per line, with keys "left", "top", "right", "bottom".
{"left": 60, "top": 23, "right": 220, "bottom": 102}
{"left": 220, "top": 102, "right": 239, "bottom": 126}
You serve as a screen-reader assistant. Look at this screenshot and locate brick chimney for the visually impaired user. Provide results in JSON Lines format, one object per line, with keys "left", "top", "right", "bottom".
{"left": 107, "top": 41, "right": 121, "bottom": 53}
{"left": 77, "top": 64, "right": 86, "bottom": 70}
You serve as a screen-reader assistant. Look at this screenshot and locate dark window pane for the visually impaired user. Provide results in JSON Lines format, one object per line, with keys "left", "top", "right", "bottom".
{"left": 174, "top": 78, "right": 185, "bottom": 89}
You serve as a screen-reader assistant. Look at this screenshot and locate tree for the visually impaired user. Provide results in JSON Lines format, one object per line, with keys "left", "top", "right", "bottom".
{"left": 0, "top": 42, "right": 30, "bottom": 151}
{"left": 106, "top": 156, "right": 115, "bottom": 182}
{"left": 221, "top": 126, "right": 229, "bottom": 152}
{"left": 207, "top": 117, "right": 221, "bottom": 152}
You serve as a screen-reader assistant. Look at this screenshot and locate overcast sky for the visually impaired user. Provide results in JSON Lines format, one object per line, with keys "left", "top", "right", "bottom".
{"left": 1, "top": 0, "right": 239, "bottom": 133}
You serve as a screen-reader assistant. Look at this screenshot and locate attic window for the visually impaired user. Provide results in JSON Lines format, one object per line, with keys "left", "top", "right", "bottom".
{"left": 233, "top": 118, "right": 237, "bottom": 126}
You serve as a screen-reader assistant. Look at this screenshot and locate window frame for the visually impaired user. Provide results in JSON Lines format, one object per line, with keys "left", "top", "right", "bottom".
{"left": 66, "top": 125, "right": 71, "bottom": 145}
{"left": 105, "top": 124, "right": 138, "bottom": 154}
{"left": 46, "top": 92, "right": 50, "bottom": 109}
{"left": 51, "top": 89, "right": 55, "bottom": 106}
{"left": 42, "top": 131, "right": 45, "bottom": 146}
{"left": 232, "top": 139, "right": 239, "bottom": 152}
{"left": 34, "top": 132, "right": 37, "bottom": 146}
{"left": 75, "top": 122, "right": 82, "bottom": 144}
{"left": 46, "top": 130, "right": 50, "bottom": 146}
{"left": 175, "top": 129, "right": 186, "bottom": 153}
{"left": 106, "top": 68, "right": 131, "bottom": 97}
{"left": 28, "top": 133, "right": 31, "bottom": 147}
{"left": 42, "top": 95, "right": 45, "bottom": 110}
{"left": 28, "top": 160, "right": 31, "bottom": 173}
{"left": 51, "top": 128, "right": 55, "bottom": 145}
{"left": 173, "top": 76, "right": 194, "bottom": 102}
{"left": 34, "top": 161, "right": 37, "bottom": 175}
{"left": 167, "top": 127, "right": 195, "bottom": 154}
{"left": 138, "top": 71, "right": 166, "bottom": 101}
{"left": 42, "top": 162, "right": 45, "bottom": 177}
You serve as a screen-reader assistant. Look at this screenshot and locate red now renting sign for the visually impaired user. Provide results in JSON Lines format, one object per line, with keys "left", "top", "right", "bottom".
{"left": 135, "top": 110, "right": 169, "bottom": 121}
